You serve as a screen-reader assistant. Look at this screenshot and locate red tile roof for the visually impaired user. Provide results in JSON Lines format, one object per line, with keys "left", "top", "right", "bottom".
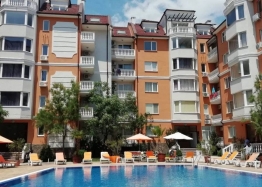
{"left": 38, "top": 3, "right": 79, "bottom": 15}
{"left": 85, "top": 15, "right": 110, "bottom": 25}
{"left": 112, "top": 27, "right": 132, "bottom": 37}
{"left": 134, "top": 24, "right": 167, "bottom": 37}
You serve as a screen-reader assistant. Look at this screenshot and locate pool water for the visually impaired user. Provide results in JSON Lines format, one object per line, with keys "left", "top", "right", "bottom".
{"left": 1, "top": 165, "right": 262, "bottom": 187}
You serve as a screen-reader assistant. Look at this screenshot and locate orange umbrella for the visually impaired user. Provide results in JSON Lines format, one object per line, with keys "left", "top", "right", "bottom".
{"left": 0, "top": 135, "right": 13, "bottom": 143}
{"left": 126, "top": 133, "right": 152, "bottom": 150}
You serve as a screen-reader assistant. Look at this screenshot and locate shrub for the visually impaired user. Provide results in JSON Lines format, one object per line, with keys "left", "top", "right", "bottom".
{"left": 39, "top": 145, "right": 55, "bottom": 162}
{"left": 176, "top": 150, "right": 182, "bottom": 157}
{"left": 217, "top": 149, "right": 222, "bottom": 157}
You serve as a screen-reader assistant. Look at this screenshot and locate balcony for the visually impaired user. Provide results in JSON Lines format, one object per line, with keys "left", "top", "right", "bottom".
{"left": 207, "top": 47, "right": 218, "bottom": 63}
{"left": 81, "top": 32, "right": 95, "bottom": 51}
{"left": 79, "top": 81, "right": 94, "bottom": 94}
{"left": 112, "top": 49, "right": 135, "bottom": 60}
{"left": 168, "top": 27, "right": 196, "bottom": 35}
{"left": 2, "top": 106, "right": 31, "bottom": 119}
{"left": 172, "top": 113, "right": 200, "bottom": 123}
{"left": 233, "top": 106, "right": 253, "bottom": 120}
{"left": 0, "top": 0, "right": 37, "bottom": 10}
{"left": 112, "top": 69, "right": 136, "bottom": 81}
{"left": 211, "top": 114, "right": 222, "bottom": 126}
{"left": 210, "top": 90, "right": 221, "bottom": 104}
{"left": 80, "top": 107, "right": 93, "bottom": 119}
{"left": 80, "top": 56, "right": 95, "bottom": 73}
{"left": 115, "top": 91, "right": 136, "bottom": 99}
{"left": 208, "top": 68, "right": 219, "bottom": 83}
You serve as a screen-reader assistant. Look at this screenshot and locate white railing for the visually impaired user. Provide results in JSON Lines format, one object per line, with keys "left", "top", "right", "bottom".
{"left": 80, "top": 56, "right": 94, "bottom": 66}
{"left": 251, "top": 143, "right": 262, "bottom": 153}
{"left": 79, "top": 107, "right": 93, "bottom": 118}
{"left": 112, "top": 49, "right": 135, "bottom": 57}
{"left": 222, "top": 143, "right": 235, "bottom": 154}
{"left": 211, "top": 114, "right": 222, "bottom": 120}
{"left": 208, "top": 68, "right": 219, "bottom": 81}
{"left": 80, "top": 81, "right": 94, "bottom": 91}
{"left": 210, "top": 90, "right": 220, "bottom": 101}
{"left": 113, "top": 69, "right": 135, "bottom": 77}
{"left": 1, "top": 0, "right": 37, "bottom": 10}
{"left": 208, "top": 47, "right": 218, "bottom": 60}
{"left": 81, "top": 32, "right": 95, "bottom": 41}
{"left": 116, "top": 91, "right": 136, "bottom": 98}
{"left": 168, "top": 27, "right": 196, "bottom": 34}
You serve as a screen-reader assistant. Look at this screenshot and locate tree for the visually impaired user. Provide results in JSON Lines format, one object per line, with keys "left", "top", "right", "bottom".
{"left": 34, "top": 81, "right": 82, "bottom": 153}
{"left": 151, "top": 125, "right": 166, "bottom": 153}
{"left": 0, "top": 105, "right": 8, "bottom": 124}
{"left": 248, "top": 74, "right": 262, "bottom": 141}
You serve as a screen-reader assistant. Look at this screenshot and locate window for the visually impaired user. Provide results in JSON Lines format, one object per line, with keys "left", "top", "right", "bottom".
{"left": 198, "top": 30, "right": 210, "bottom": 35}
{"left": 200, "top": 43, "right": 205, "bottom": 52}
{"left": 118, "top": 45, "right": 131, "bottom": 49}
{"left": 231, "top": 60, "right": 250, "bottom": 80}
{"left": 202, "top": 84, "right": 207, "bottom": 93}
{"left": 144, "top": 41, "right": 157, "bottom": 51}
{"left": 174, "top": 101, "right": 198, "bottom": 113}
{"left": 173, "top": 58, "right": 195, "bottom": 70}
{"left": 27, "top": 14, "right": 33, "bottom": 26}
{"left": 233, "top": 92, "right": 244, "bottom": 108}
{"left": 24, "top": 65, "right": 30, "bottom": 79}
{"left": 223, "top": 53, "right": 228, "bottom": 64}
{"left": 239, "top": 32, "right": 247, "bottom": 48}
{"left": 38, "top": 127, "right": 44, "bottom": 136}
{"left": 117, "top": 30, "right": 126, "bottom": 34}
{"left": 0, "top": 92, "right": 20, "bottom": 106}
{"left": 145, "top": 82, "right": 158, "bottom": 92}
{"left": 42, "top": 45, "right": 48, "bottom": 55}
{"left": 260, "top": 30, "right": 262, "bottom": 41}
{"left": 41, "top": 70, "right": 47, "bottom": 81}
{"left": 174, "top": 79, "right": 197, "bottom": 91}
{"left": 228, "top": 126, "right": 236, "bottom": 138}
{"left": 226, "top": 101, "right": 233, "bottom": 113}
{"left": 224, "top": 77, "right": 230, "bottom": 89}
{"left": 43, "top": 20, "right": 50, "bottom": 31}
{"left": 242, "top": 60, "right": 250, "bottom": 75}
{"left": 5, "top": 11, "right": 25, "bottom": 25}
{"left": 26, "top": 39, "right": 32, "bottom": 52}
{"left": 146, "top": 104, "right": 159, "bottom": 114}
{"left": 90, "top": 18, "right": 100, "bottom": 22}
{"left": 204, "top": 104, "right": 209, "bottom": 114}
{"left": 201, "top": 64, "right": 206, "bottom": 72}
{"left": 4, "top": 37, "right": 24, "bottom": 51}
{"left": 222, "top": 32, "right": 226, "bottom": 42}
{"left": 39, "top": 96, "right": 46, "bottom": 108}
{"left": 22, "top": 93, "right": 28, "bottom": 106}
{"left": 246, "top": 90, "right": 253, "bottom": 105}
{"left": 144, "top": 62, "right": 157, "bottom": 71}
{"left": 172, "top": 37, "right": 193, "bottom": 49}
{"left": 144, "top": 28, "right": 156, "bottom": 33}
{"left": 226, "top": 5, "right": 244, "bottom": 27}
{"left": 238, "top": 5, "right": 244, "bottom": 19}
{"left": 146, "top": 126, "right": 154, "bottom": 136}
{"left": 2, "top": 64, "right": 22, "bottom": 77}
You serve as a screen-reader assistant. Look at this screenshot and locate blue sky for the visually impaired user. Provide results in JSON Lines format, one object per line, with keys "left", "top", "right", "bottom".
{"left": 72, "top": 0, "right": 225, "bottom": 26}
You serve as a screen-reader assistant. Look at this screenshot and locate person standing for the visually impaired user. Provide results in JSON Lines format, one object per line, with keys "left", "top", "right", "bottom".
{"left": 244, "top": 142, "right": 252, "bottom": 160}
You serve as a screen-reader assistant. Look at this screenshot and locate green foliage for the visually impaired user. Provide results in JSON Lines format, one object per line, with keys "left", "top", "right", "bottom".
{"left": 151, "top": 125, "right": 166, "bottom": 153}
{"left": 39, "top": 145, "right": 55, "bottom": 162}
{"left": 176, "top": 150, "right": 182, "bottom": 157}
{"left": 209, "top": 131, "right": 220, "bottom": 155}
{"left": 75, "top": 149, "right": 85, "bottom": 158}
{"left": 7, "top": 138, "right": 25, "bottom": 160}
{"left": 105, "top": 139, "right": 123, "bottom": 155}
{"left": 217, "top": 149, "right": 222, "bottom": 157}
{"left": 232, "top": 137, "right": 245, "bottom": 152}
{"left": 0, "top": 105, "right": 8, "bottom": 124}
{"left": 34, "top": 81, "right": 80, "bottom": 151}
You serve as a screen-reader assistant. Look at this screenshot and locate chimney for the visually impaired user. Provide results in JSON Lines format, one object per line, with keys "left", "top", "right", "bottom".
{"left": 131, "top": 17, "right": 136, "bottom": 24}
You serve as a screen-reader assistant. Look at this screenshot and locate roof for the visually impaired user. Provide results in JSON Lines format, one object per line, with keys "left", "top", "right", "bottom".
{"left": 112, "top": 27, "right": 132, "bottom": 37}
{"left": 38, "top": 3, "right": 79, "bottom": 15}
{"left": 134, "top": 24, "right": 167, "bottom": 37}
{"left": 212, "top": 20, "right": 226, "bottom": 35}
{"left": 84, "top": 15, "right": 110, "bottom": 25}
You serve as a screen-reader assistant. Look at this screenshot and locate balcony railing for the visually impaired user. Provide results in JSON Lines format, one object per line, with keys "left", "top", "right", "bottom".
{"left": 80, "top": 107, "right": 93, "bottom": 118}
{"left": 211, "top": 114, "right": 222, "bottom": 120}
{"left": 80, "top": 56, "right": 94, "bottom": 66}
{"left": 80, "top": 81, "right": 94, "bottom": 91}
{"left": 115, "top": 91, "right": 136, "bottom": 98}
{"left": 1, "top": 0, "right": 37, "bottom": 10}
{"left": 113, "top": 69, "right": 135, "bottom": 77}
{"left": 210, "top": 90, "right": 220, "bottom": 101}
{"left": 208, "top": 47, "right": 218, "bottom": 60}
{"left": 168, "top": 27, "right": 196, "bottom": 34}
{"left": 81, "top": 32, "right": 95, "bottom": 41}
{"left": 112, "top": 49, "right": 135, "bottom": 57}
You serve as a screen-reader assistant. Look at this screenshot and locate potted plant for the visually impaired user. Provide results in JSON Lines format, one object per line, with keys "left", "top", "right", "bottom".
{"left": 151, "top": 125, "right": 166, "bottom": 162}
{"left": 105, "top": 139, "right": 123, "bottom": 163}
{"left": 7, "top": 138, "right": 25, "bottom": 166}
{"left": 197, "top": 141, "right": 211, "bottom": 163}
{"left": 73, "top": 149, "right": 85, "bottom": 163}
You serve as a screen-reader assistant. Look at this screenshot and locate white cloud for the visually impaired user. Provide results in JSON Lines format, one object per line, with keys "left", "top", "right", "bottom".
{"left": 112, "top": 0, "right": 225, "bottom": 26}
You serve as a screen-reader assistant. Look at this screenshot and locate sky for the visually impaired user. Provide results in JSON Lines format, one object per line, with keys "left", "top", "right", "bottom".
{"left": 72, "top": 0, "right": 226, "bottom": 26}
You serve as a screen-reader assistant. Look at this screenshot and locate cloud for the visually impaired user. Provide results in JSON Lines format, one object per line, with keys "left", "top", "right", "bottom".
{"left": 112, "top": 0, "right": 225, "bottom": 26}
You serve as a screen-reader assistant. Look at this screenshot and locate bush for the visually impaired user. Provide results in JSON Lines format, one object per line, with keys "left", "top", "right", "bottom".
{"left": 217, "top": 149, "right": 222, "bottom": 157}
{"left": 176, "top": 150, "right": 182, "bottom": 157}
{"left": 77, "top": 149, "right": 85, "bottom": 158}
{"left": 39, "top": 145, "right": 55, "bottom": 162}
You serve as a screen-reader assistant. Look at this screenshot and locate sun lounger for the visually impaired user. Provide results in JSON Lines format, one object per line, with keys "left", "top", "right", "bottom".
{"left": 100, "top": 152, "right": 110, "bottom": 164}
{"left": 213, "top": 152, "right": 230, "bottom": 164}
{"left": 28, "top": 153, "right": 42, "bottom": 166}
{"left": 54, "top": 152, "right": 66, "bottom": 165}
{"left": 0, "top": 155, "right": 16, "bottom": 167}
{"left": 146, "top": 151, "right": 157, "bottom": 163}
{"left": 82, "top": 152, "right": 92, "bottom": 164}
{"left": 182, "top": 151, "right": 194, "bottom": 163}
{"left": 221, "top": 151, "right": 239, "bottom": 165}
{"left": 124, "top": 152, "right": 134, "bottom": 163}
{"left": 234, "top": 153, "right": 261, "bottom": 169}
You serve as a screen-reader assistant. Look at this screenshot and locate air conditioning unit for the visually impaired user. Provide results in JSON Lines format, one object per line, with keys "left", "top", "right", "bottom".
{"left": 205, "top": 120, "right": 211, "bottom": 124}
{"left": 40, "top": 55, "right": 48, "bottom": 61}
{"left": 252, "top": 13, "right": 260, "bottom": 22}
{"left": 218, "top": 104, "right": 221, "bottom": 109}
{"left": 256, "top": 42, "right": 262, "bottom": 49}
{"left": 83, "top": 74, "right": 89, "bottom": 80}
{"left": 202, "top": 72, "right": 208, "bottom": 77}
{"left": 205, "top": 114, "right": 210, "bottom": 119}
{"left": 203, "top": 92, "right": 209, "bottom": 97}
{"left": 39, "top": 81, "right": 47, "bottom": 87}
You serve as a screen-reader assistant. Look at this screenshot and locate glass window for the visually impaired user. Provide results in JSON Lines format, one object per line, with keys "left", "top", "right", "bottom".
{"left": 180, "top": 79, "right": 195, "bottom": 91}
{"left": 26, "top": 39, "right": 31, "bottom": 52}
{"left": 223, "top": 53, "right": 228, "bottom": 64}
{"left": 144, "top": 62, "right": 157, "bottom": 71}
{"left": 145, "top": 82, "right": 158, "bottom": 92}
{"left": 4, "top": 37, "right": 24, "bottom": 51}
{"left": 24, "top": 65, "right": 30, "bottom": 79}
{"left": 260, "top": 30, "right": 262, "bottom": 41}
{"left": 201, "top": 64, "right": 206, "bottom": 72}
{"left": 227, "top": 101, "right": 233, "bottom": 113}
{"left": 42, "top": 45, "right": 48, "bottom": 55}
{"left": 43, "top": 20, "right": 50, "bottom": 31}
{"left": 179, "top": 58, "right": 193, "bottom": 69}
{"left": 146, "top": 126, "right": 154, "bottom": 136}
{"left": 181, "top": 101, "right": 196, "bottom": 113}
{"left": 222, "top": 32, "right": 226, "bottom": 42}
{"left": 22, "top": 93, "right": 28, "bottom": 106}
{"left": 145, "top": 103, "right": 159, "bottom": 114}
{"left": 0, "top": 92, "right": 20, "bottom": 106}
{"left": 38, "top": 127, "right": 44, "bottom": 136}
{"left": 174, "top": 101, "right": 179, "bottom": 112}
{"left": 2, "top": 64, "right": 22, "bottom": 77}
{"left": 200, "top": 43, "right": 205, "bottom": 52}
{"left": 233, "top": 92, "right": 245, "bottom": 108}
{"left": 41, "top": 70, "right": 47, "bottom": 81}
{"left": 224, "top": 77, "right": 230, "bottom": 89}
{"left": 239, "top": 32, "right": 247, "bottom": 47}
{"left": 246, "top": 90, "right": 253, "bottom": 105}
{"left": 238, "top": 5, "right": 244, "bottom": 19}
{"left": 228, "top": 126, "right": 236, "bottom": 138}
{"left": 242, "top": 60, "right": 250, "bottom": 75}
{"left": 27, "top": 14, "right": 33, "bottom": 26}
{"left": 39, "top": 96, "right": 46, "bottom": 108}
{"left": 227, "top": 8, "right": 236, "bottom": 27}
{"left": 178, "top": 38, "right": 192, "bottom": 48}
{"left": 144, "top": 41, "right": 157, "bottom": 51}
{"left": 5, "top": 11, "right": 25, "bottom": 25}
{"left": 204, "top": 104, "right": 209, "bottom": 114}
{"left": 202, "top": 84, "right": 207, "bottom": 93}
{"left": 173, "top": 59, "right": 177, "bottom": 69}
{"left": 172, "top": 38, "right": 177, "bottom": 49}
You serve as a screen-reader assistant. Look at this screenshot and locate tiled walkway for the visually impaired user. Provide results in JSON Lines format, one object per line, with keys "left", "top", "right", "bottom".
{"left": 1, "top": 161, "right": 262, "bottom": 182}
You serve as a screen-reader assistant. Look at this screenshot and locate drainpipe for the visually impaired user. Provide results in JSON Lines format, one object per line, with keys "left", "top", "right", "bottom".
{"left": 165, "top": 14, "right": 168, "bottom": 34}
{"left": 106, "top": 24, "right": 109, "bottom": 92}
{"left": 77, "top": 13, "right": 81, "bottom": 141}
{"left": 134, "top": 36, "right": 138, "bottom": 106}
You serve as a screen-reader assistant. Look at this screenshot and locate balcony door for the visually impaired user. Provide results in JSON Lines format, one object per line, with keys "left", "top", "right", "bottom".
{"left": 118, "top": 64, "right": 133, "bottom": 69}
{"left": 118, "top": 45, "right": 131, "bottom": 49}
{"left": 117, "top": 84, "right": 133, "bottom": 91}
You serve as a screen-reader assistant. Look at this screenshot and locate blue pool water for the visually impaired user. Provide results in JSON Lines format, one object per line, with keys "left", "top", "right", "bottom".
{"left": 1, "top": 165, "right": 262, "bottom": 187}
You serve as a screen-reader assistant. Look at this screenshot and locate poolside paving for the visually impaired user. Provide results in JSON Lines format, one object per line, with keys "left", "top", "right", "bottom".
{"left": 1, "top": 159, "right": 262, "bottom": 182}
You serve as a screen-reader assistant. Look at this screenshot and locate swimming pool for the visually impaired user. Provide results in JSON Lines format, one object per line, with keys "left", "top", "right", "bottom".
{"left": 1, "top": 165, "right": 262, "bottom": 187}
